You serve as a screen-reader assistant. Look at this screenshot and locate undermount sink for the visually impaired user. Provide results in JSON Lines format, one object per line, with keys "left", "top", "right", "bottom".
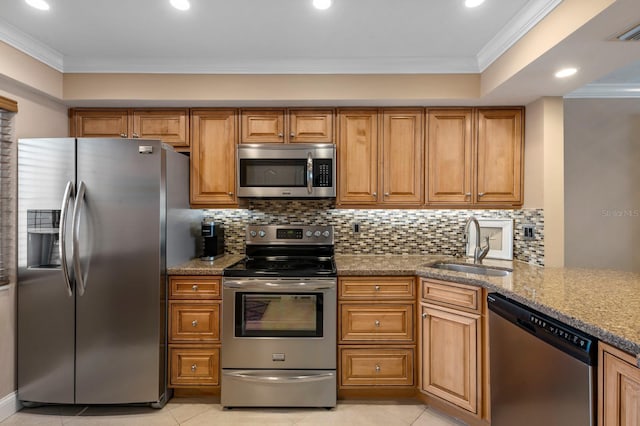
{"left": 426, "top": 262, "right": 512, "bottom": 277}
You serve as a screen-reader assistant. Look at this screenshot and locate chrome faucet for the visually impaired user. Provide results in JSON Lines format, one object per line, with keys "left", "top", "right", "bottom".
{"left": 464, "top": 216, "right": 490, "bottom": 264}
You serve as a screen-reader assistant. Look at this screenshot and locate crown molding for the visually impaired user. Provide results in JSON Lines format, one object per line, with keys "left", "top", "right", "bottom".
{"left": 0, "top": 18, "right": 64, "bottom": 72}
{"left": 565, "top": 83, "right": 640, "bottom": 98}
{"left": 62, "top": 56, "right": 480, "bottom": 74}
{"left": 476, "top": 0, "right": 563, "bottom": 72}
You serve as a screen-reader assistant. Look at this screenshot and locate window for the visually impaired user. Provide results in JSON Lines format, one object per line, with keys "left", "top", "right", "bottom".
{"left": 0, "top": 96, "right": 17, "bottom": 286}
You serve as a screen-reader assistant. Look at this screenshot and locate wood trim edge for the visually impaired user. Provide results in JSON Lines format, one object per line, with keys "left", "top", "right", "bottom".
{"left": 0, "top": 96, "right": 18, "bottom": 113}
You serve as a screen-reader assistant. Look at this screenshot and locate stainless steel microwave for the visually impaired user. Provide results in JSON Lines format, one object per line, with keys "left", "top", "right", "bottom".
{"left": 237, "top": 144, "right": 336, "bottom": 198}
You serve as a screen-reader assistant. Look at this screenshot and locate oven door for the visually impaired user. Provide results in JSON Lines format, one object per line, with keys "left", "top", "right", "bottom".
{"left": 222, "top": 278, "right": 336, "bottom": 369}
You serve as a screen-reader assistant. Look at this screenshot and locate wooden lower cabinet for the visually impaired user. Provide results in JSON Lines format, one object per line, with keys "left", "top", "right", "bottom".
{"left": 337, "top": 277, "right": 416, "bottom": 396}
{"left": 168, "top": 276, "right": 222, "bottom": 390}
{"left": 599, "top": 342, "right": 640, "bottom": 426}
{"left": 419, "top": 278, "right": 487, "bottom": 424}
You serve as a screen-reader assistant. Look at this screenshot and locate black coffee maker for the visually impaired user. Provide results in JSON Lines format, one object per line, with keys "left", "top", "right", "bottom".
{"left": 200, "top": 219, "right": 224, "bottom": 260}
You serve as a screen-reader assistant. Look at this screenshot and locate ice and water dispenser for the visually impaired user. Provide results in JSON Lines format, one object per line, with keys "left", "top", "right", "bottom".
{"left": 27, "top": 210, "right": 61, "bottom": 269}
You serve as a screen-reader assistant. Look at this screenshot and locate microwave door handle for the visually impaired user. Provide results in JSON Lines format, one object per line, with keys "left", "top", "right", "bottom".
{"left": 307, "top": 152, "right": 313, "bottom": 194}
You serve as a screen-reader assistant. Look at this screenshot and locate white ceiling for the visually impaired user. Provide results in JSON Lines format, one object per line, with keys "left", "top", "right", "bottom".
{"left": 0, "top": 0, "right": 555, "bottom": 74}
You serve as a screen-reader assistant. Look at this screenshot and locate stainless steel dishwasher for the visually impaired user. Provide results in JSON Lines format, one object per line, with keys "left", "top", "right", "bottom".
{"left": 487, "top": 293, "right": 597, "bottom": 426}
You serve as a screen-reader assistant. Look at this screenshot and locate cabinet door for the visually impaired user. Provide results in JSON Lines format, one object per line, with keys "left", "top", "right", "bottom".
{"left": 71, "top": 109, "right": 129, "bottom": 138}
{"left": 381, "top": 109, "right": 424, "bottom": 205}
{"left": 240, "top": 109, "right": 285, "bottom": 143}
{"left": 289, "top": 109, "right": 334, "bottom": 143}
{"left": 340, "top": 347, "right": 414, "bottom": 387}
{"left": 421, "top": 303, "right": 480, "bottom": 414}
{"left": 190, "top": 109, "right": 237, "bottom": 205}
{"left": 340, "top": 303, "right": 414, "bottom": 343}
{"left": 132, "top": 109, "right": 189, "bottom": 148}
{"left": 337, "top": 109, "right": 379, "bottom": 204}
{"left": 476, "top": 108, "right": 523, "bottom": 205}
{"left": 427, "top": 109, "right": 473, "bottom": 204}
{"left": 600, "top": 344, "right": 640, "bottom": 426}
{"left": 169, "top": 346, "right": 220, "bottom": 387}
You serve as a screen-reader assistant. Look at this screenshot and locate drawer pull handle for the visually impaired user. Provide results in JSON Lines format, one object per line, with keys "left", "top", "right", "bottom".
{"left": 375, "top": 364, "right": 381, "bottom": 372}
{"left": 374, "top": 285, "right": 380, "bottom": 291}
{"left": 422, "top": 313, "right": 428, "bottom": 319}
{"left": 192, "top": 284, "right": 198, "bottom": 291}
{"left": 374, "top": 320, "right": 380, "bottom": 327}
{"left": 192, "top": 320, "right": 198, "bottom": 327}
{"left": 191, "top": 364, "right": 197, "bottom": 372}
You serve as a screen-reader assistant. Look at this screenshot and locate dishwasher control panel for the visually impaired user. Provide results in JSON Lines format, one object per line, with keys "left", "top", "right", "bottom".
{"left": 530, "top": 315, "right": 592, "bottom": 351}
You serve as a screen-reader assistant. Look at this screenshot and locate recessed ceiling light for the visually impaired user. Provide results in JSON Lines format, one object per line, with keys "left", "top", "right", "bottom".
{"left": 465, "top": 0, "right": 485, "bottom": 8}
{"left": 313, "top": 0, "right": 333, "bottom": 10}
{"left": 25, "top": 0, "right": 50, "bottom": 11}
{"left": 170, "top": 0, "right": 190, "bottom": 11}
{"left": 555, "top": 67, "right": 578, "bottom": 78}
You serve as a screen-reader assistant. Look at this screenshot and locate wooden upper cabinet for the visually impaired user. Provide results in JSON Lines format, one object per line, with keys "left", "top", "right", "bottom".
{"left": 427, "top": 109, "right": 473, "bottom": 204}
{"left": 289, "top": 109, "right": 334, "bottom": 143}
{"left": 381, "top": 109, "right": 423, "bottom": 204}
{"left": 476, "top": 108, "right": 523, "bottom": 205}
{"left": 240, "top": 109, "right": 285, "bottom": 143}
{"left": 240, "top": 109, "right": 334, "bottom": 143}
{"left": 70, "top": 108, "right": 189, "bottom": 149}
{"left": 71, "top": 109, "right": 129, "bottom": 138}
{"left": 337, "top": 109, "right": 379, "bottom": 204}
{"left": 190, "top": 109, "right": 237, "bottom": 206}
{"left": 132, "top": 109, "right": 189, "bottom": 148}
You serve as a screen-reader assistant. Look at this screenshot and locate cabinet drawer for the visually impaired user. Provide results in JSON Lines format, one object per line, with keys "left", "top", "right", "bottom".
{"left": 340, "top": 347, "right": 414, "bottom": 386}
{"left": 170, "top": 276, "right": 221, "bottom": 299}
{"left": 340, "top": 303, "right": 414, "bottom": 342}
{"left": 339, "top": 277, "right": 415, "bottom": 299}
{"left": 169, "top": 346, "right": 220, "bottom": 387}
{"left": 170, "top": 301, "right": 220, "bottom": 342}
{"left": 421, "top": 279, "right": 480, "bottom": 312}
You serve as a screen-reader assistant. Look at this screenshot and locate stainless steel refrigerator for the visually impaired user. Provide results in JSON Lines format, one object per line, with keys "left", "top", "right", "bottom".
{"left": 17, "top": 138, "right": 197, "bottom": 407}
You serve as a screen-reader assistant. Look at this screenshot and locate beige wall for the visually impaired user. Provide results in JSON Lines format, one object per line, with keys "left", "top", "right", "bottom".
{"left": 564, "top": 99, "right": 640, "bottom": 272}
{"left": 0, "top": 79, "right": 67, "bottom": 399}
{"left": 0, "top": 41, "right": 63, "bottom": 100}
{"left": 524, "top": 97, "right": 564, "bottom": 267}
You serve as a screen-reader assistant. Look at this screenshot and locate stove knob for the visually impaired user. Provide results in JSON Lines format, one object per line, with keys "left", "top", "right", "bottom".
{"left": 259, "top": 230, "right": 266, "bottom": 238}
{"left": 322, "top": 231, "right": 330, "bottom": 238}
{"left": 314, "top": 231, "right": 321, "bottom": 237}
{"left": 306, "top": 230, "right": 313, "bottom": 238}
{"left": 250, "top": 230, "right": 257, "bottom": 237}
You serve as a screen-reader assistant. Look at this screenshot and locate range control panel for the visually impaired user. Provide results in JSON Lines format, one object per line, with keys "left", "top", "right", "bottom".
{"left": 246, "top": 225, "right": 334, "bottom": 245}
{"left": 530, "top": 314, "right": 592, "bottom": 351}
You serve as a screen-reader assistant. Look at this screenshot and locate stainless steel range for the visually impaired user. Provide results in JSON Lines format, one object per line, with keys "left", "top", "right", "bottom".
{"left": 221, "top": 225, "right": 337, "bottom": 408}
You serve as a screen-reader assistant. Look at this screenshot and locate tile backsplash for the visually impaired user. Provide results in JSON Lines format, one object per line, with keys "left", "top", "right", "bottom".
{"left": 202, "top": 201, "right": 544, "bottom": 266}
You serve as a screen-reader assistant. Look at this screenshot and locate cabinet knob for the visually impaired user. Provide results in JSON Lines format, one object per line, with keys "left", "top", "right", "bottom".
{"left": 374, "top": 320, "right": 380, "bottom": 327}
{"left": 422, "top": 313, "right": 428, "bottom": 319}
{"left": 192, "top": 320, "right": 198, "bottom": 327}
{"left": 278, "top": 132, "right": 284, "bottom": 137}
{"left": 372, "top": 192, "right": 377, "bottom": 198}
{"left": 132, "top": 133, "right": 139, "bottom": 138}
{"left": 374, "top": 285, "right": 380, "bottom": 291}
{"left": 120, "top": 133, "right": 127, "bottom": 138}
{"left": 478, "top": 192, "right": 485, "bottom": 197}
{"left": 375, "top": 364, "right": 381, "bottom": 373}
{"left": 192, "top": 284, "right": 198, "bottom": 291}
{"left": 384, "top": 192, "right": 390, "bottom": 197}
{"left": 228, "top": 192, "right": 234, "bottom": 196}
{"left": 465, "top": 192, "right": 471, "bottom": 197}
{"left": 191, "top": 364, "right": 197, "bottom": 372}
{"left": 290, "top": 132, "right": 295, "bottom": 138}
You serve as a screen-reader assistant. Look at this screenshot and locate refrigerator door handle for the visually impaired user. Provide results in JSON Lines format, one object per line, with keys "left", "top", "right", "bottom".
{"left": 59, "top": 181, "right": 74, "bottom": 296}
{"left": 72, "top": 181, "right": 87, "bottom": 296}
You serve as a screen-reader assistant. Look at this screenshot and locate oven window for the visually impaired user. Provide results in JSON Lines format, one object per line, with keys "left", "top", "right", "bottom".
{"left": 240, "top": 159, "right": 307, "bottom": 187}
{"left": 235, "top": 292, "right": 323, "bottom": 337}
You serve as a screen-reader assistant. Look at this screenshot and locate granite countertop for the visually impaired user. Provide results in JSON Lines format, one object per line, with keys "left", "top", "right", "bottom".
{"left": 337, "top": 254, "right": 640, "bottom": 367}
{"left": 169, "top": 253, "right": 640, "bottom": 367}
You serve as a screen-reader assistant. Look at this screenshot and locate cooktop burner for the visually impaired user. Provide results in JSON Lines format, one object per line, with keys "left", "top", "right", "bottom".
{"left": 223, "top": 225, "right": 337, "bottom": 278}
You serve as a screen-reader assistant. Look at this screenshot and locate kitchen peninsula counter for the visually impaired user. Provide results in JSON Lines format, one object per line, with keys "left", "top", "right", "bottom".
{"left": 336, "top": 254, "right": 640, "bottom": 367}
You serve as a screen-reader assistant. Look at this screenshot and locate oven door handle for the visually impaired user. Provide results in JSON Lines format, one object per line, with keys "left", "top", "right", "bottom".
{"left": 224, "top": 371, "right": 335, "bottom": 383}
{"left": 223, "top": 281, "right": 335, "bottom": 291}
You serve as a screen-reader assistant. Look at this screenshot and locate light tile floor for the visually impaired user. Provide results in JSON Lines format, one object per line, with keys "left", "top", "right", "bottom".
{"left": 2, "top": 397, "right": 468, "bottom": 425}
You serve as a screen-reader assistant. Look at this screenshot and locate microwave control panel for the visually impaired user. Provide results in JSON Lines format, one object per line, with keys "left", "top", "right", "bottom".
{"left": 313, "top": 159, "right": 332, "bottom": 187}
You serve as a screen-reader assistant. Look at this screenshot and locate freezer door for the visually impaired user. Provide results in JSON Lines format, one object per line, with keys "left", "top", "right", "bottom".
{"left": 74, "top": 138, "right": 164, "bottom": 404}
{"left": 17, "top": 138, "right": 76, "bottom": 404}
